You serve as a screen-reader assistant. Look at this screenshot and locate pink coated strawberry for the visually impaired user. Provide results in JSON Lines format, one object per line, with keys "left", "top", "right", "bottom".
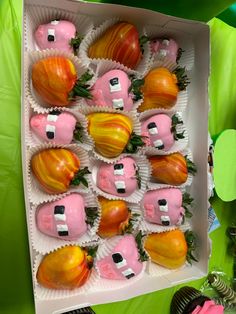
{"left": 86, "top": 70, "right": 134, "bottom": 110}
{"left": 142, "top": 188, "right": 188, "bottom": 226}
{"left": 30, "top": 111, "right": 84, "bottom": 144}
{"left": 141, "top": 113, "right": 185, "bottom": 151}
{"left": 151, "top": 38, "right": 180, "bottom": 63}
{"left": 96, "top": 235, "right": 145, "bottom": 280}
{"left": 34, "top": 20, "right": 81, "bottom": 54}
{"left": 96, "top": 157, "right": 141, "bottom": 197}
{"left": 36, "top": 193, "right": 87, "bottom": 240}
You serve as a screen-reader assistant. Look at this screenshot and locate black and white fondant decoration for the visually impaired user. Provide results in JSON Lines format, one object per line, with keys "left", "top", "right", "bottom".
{"left": 114, "top": 163, "right": 124, "bottom": 175}
{"left": 153, "top": 139, "right": 164, "bottom": 149}
{"left": 54, "top": 205, "right": 69, "bottom": 236}
{"left": 115, "top": 181, "right": 126, "bottom": 194}
{"left": 46, "top": 124, "right": 55, "bottom": 139}
{"left": 109, "top": 77, "right": 121, "bottom": 92}
{"left": 147, "top": 122, "right": 158, "bottom": 135}
{"left": 112, "top": 98, "right": 124, "bottom": 110}
{"left": 158, "top": 199, "right": 168, "bottom": 212}
{"left": 112, "top": 252, "right": 135, "bottom": 279}
{"left": 160, "top": 215, "right": 170, "bottom": 226}
{"left": 47, "top": 28, "right": 55, "bottom": 42}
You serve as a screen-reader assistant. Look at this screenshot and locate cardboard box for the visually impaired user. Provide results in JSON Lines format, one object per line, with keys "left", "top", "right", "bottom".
{"left": 21, "top": 1, "right": 210, "bottom": 313}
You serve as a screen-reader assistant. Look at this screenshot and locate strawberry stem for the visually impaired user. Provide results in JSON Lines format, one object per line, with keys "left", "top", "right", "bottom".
{"left": 69, "top": 71, "right": 93, "bottom": 100}
{"left": 139, "top": 35, "right": 149, "bottom": 54}
{"left": 135, "top": 231, "right": 149, "bottom": 262}
{"left": 73, "top": 122, "right": 84, "bottom": 143}
{"left": 123, "top": 212, "right": 140, "bottom": 234}
{"left": 70, "top": 166, "right": 91, "bottom": 188}
{"left": 124, "top": 132, "right": 145, "bottom": 154}
{"left": 176, "top": 48, "right": 184, "bottom": 63}
{"left": 185, "top": 230, "right": 198, "bottom": 264}
{"left": 85, "top": 207, "right": 99, "bottom": 227}
{"left": 171, "top": 114, "right": 185, "bottom": 141}
{"left": 70, "top": 32, "right": 83, "bottom": 55}
{"left": 135, "top": 166, "right": 142, "bottom": 189}
{"left": 86, "top": 246, "right": 98, "bottom": 269}
{"left": 185, "top": 156, "right": 197, "bottom": 175}
{"left": 129, "top": 76, "right": 144, "bottom": 101}
{"left": 173, "top": 66, "right": 190, "bottom": 91}
{"left": 182, "top": 192, "right": 194, "bottom": 218}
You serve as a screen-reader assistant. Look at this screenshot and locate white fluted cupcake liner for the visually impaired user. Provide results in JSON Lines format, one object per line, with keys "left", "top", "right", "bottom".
{"left": 94, "top": 235, "right": 148, "bottom": 287}
{"left": 29, "top": 192, "right": 101, "bottom": 254}
{"left": 25, "top": 49, "right": 95, "bottom": 111}
{"left": 33, "top": 245, "right": 99, "bottom": 300}
{"left": 147, "top": 148, "right": 194, "bottom": 190}
{"left": 89, "top": 154, "right": 150, "bottom": 203}
{"left": 27, "top": 143, "right": 92, "bottom": 205}
{"left": 25, "top": 104, "right": 94, "bottom": 151}
{"left": 24, "top": 4, "right": 94, "bottom": 52}
{"left": 79, "top": 17, "right": 151, "bottom": 76}
{"left": 145, "top": 24, "right": 195, "bottom": 71}
{"left": 79, "top": 106, "right": 142, "bottom": 163}
{"left": 80, "top": 60, "right": 143, "bottom": 112}
{"left": 140, "top": 111, "right": 188, "bottom": 154}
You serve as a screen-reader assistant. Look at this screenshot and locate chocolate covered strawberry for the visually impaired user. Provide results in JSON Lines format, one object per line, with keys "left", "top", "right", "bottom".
{"left": 144, "top": 229, "right": 197, "bottom": 269}
{"left": 150, "top": 38, "right": 182, "bottom": 63}
{"left": 37, "top": 245, "right": 96, "bottom": 289}
{"left": 141, "top": 113, "right": 185, "bottom": 151}
{"left": 34, "top": 20, "right": 82, "bottom": 54}
{"left": 142, "top": 188, "right": 193, "bottom": 226}
{"left": 36, "top": 193, "right": 98, "bottom": 240}
{"left": 138, "top": 67, "right": 189, "bottom": 112}
{"left": 96, "top": 157, "right": 141, "bottom": 197}
{"left": 31, "top": 148, "right": 90, "bottom": 194}
{"left": 87, "top": 112, "right": 144, "bottom": 158}
{"left": 30, "top": 111, "right": 84, "bottom": 144}
{"left": 32, "top": 56, "right": 92, "bottom": 107}
{"left": 86, "top": 69, "right": 135, "bottom": 110}
{"left": 97, "top": 197, "right": 132, "bottom": 238}
{"left": 148, "top": 152, "right": 197, "bottom": 185}
{"left": 88, "top": 22, "right": 146, "bottom": 69}
{"left": 96, "top": 234, "right": 148, "bottom": 280}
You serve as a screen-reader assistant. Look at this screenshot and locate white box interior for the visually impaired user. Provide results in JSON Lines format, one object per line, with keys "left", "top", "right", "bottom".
{"left": 21, "top": 1, "right": 210, "bottom": 313}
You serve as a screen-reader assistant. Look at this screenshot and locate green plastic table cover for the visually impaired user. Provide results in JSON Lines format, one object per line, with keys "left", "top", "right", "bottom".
{"left": 0, "top": 1, "right": 236, "bottom": 313}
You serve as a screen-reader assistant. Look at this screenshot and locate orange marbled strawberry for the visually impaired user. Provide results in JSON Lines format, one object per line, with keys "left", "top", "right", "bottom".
{"left": 138, "top": 67, "right": 189, "bottom": 112}
{"left": 88, "top": 22, "right": 142, "bottom": 69}
{"left": 32, "top": 56, "right": 92, "bottom": 107}
{"left": 37, "top": 246, "right": 93, "bottom": 290}
{"left": 97, "top": 197, "right": 131, "bottom": 238}
{"left": 144, "top": 229, "right": 197, "bottom": 269}
{"left": 148, "top": 152, "right": 196, "bottom": 185}
{"left": 31, "top": 148, "right": 89, "bottom": 194}
{"left": 87, "top": 113, "right": 145, "bottom": 158}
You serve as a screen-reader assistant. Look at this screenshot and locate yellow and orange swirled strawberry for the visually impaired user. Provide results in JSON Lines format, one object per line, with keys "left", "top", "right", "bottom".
{"left": 32, "top": 56, "right": 77, "bottom": 106}
{"left": 87, "top": 113, "right": 133, "bottom": 158}
{"left": 88, "top": 22, "right": 142, "bottom": 69}
{"left": 138, "top": 67, "right": 179, "bottom": 112}
{"left": 98, "top": 196, "right": 131, "bottom": 238}
{"left": 37, "top": 246, "right": 93, "bottom": 290}
{"left": 31, "top": 148, "right": 80, "bottom": 194}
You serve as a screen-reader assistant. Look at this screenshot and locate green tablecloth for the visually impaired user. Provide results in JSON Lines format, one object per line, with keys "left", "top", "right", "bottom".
{"left": 0, "top": 1, "right": 235, "bottom": 313}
